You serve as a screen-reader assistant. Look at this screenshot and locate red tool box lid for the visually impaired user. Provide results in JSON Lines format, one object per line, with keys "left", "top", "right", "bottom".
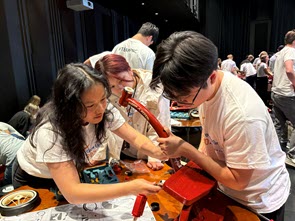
{"left": 163, "top": 161, "right": 216, "bottom": 206}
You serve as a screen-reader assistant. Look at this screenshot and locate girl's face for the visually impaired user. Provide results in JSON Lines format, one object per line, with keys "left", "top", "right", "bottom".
{"left": 81, "top": 83, "right": 107, "bottom": 125}
{"left": 107, "top": 70, "right": 134, "bottom": 97}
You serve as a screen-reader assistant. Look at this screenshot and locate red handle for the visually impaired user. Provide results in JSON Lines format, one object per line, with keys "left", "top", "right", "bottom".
{"left": 132, "top": 194, "right": 147, "bottom": 218}
{"left": 119, "top": 87, "right": 182, "bottom": 172}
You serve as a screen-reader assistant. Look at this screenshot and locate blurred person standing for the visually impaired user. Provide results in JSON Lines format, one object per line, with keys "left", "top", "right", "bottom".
{"left": 240, "top": 54, "right": 256, "bottom": 88}
{"left": 256, "top": 53, "right": 273, "bottom": 106}
{"left": 112, "top": 22, "right": 159, "bottom": 71}
{"left": 8, "top": 95, "right": 40, "bottom": 137}
{"left": 269, "top": 45, "right": 285, "bottom": 73}
{"left": 271, "top": 29, "right": 295, "bottom": 164}
{"left": 0, "top": 122, "right": 24, "bottom": 186}
{"left": 221, "top": 54, "right": 238, "bottom": 75}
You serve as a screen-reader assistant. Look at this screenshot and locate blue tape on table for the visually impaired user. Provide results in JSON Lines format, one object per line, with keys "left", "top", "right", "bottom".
{"left": 82, "top": 165, "right": 119, "bottom": 184}
{"left": 170, "top": 111, "right": 190, "bottom": 119}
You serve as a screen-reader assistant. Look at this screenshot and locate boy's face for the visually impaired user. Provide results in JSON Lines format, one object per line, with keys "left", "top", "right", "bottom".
{"left": 164, "top": 71, "right": 218, "bottom": 108}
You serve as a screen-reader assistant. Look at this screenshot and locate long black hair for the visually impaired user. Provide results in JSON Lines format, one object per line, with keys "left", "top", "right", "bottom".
{"left": 30, "top": 63, "right": 112, "bottom": 171}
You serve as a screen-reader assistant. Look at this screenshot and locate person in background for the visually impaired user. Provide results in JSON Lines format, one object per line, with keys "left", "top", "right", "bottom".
{"left": 112, "top": 22, "right": 159, "bottom": 71}
{"left": 240, "top": 54, "right": 256, "bottom": 88}
{"left": 153, "top": 31, "right": 290, "bottom": 221}
{"left": 27, "top": 95, "right": 41, "bottom": 107}
{"left": 0, "top": 122, "right": 24, "bottom": 186}
{"left": 217, "top": 58, "right": 222, "bottom": 69}
{"left": 95, "top": 54, "right": 170, "bottom": 170}
{"left": 12, "top": 63, "right": 167, "bottom": 204}
{"left": 221, "top": 54, "right": 238, "bottom": 75}
{"left": 269, "top": 45, "right": 284, "bottom": 73}
{"left": 240, "top": 54, "right": 254, "bottom": 66}
{"left": 8, "top": 95, "right": 40, "bottom": 137}
{"left": 271, "top": 29, "right": 295, "bottom": 164}
{"left": 253, "top": 51, "right": 267, "bottom": 70}
{"left": 269, "top": 45, "right": 290, "bottom": 153}
{"left": 256, "top": 53, "right": 273, "bottom": 106}
{"left": 84, "top": 51, "right": 112, "bottom": 68}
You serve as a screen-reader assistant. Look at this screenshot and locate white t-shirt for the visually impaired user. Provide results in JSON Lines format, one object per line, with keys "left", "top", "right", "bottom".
{"left": 256, "top": 62, "right": 268, "bottom": 77}
{"left": 112, "top": 38, "right": 155, "bottom": 71}
{"left": 89, "top": 51, "right": 112, "bottom": 68}
{"left": 199, "top": 71, "right": 290, "bottom": 213}
{"left": 272, "top": 46, "right": 295, "bottom": 96}
{"left": 221, "top": 59, "right": 237, "bottom": 73}
{"left": 253, "top": 57, "right": 261, "bottom": 70}
{"left": 240, "top": 62, "right": 256, "bottom": 77}
{"left": 17, "top": 105, "right": 125, "bottom": 178}
{"left": 269, "top": 53, "right": 277, "bottom": 73}
{"left": 0, "top": 122, "right": 24, "bottom": 166}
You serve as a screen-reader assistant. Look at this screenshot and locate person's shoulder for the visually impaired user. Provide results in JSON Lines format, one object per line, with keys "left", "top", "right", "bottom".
{"left": 284, "top": 46, "right": 295, "bottom": 55}
{"left": 35, "top": 121, "right": 54, "bottom": 135}
{"left": 115, "top": 38, "right": 135, "bottom": 46}
{"left": 0, "top": 122, "right": 9, "bottom": 131}
{"left": 222, "top": 59, "right": 231, "bottom": 64}
{"left": 138, "top": 45, "right": 155, "bottom": 56}
{"left": 240, "top": 62, "right": 247, "bottom": 68}
{"left": 89, "top": 51, "right": 112, "bottom": 67}
{"left": 112, "top": 39, "right": 129, "bottom": 50}
{"left": 135, "top": 69, "right": 154, "bottom": 83}
{"left": 116, "top": 38, "right": 131, "bottom": 44}
{"left": 133, "top": 69, "right": 152, "bottom": 77}
{"left": 269, "top": 54, "right": 276, "bottom": 61}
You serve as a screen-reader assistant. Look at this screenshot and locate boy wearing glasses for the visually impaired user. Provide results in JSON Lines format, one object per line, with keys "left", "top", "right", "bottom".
{"left": 155, "top": 31, "right": 290, "bottom": 221}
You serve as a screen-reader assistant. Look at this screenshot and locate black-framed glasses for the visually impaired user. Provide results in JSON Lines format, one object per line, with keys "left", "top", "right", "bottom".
{"left": 163, "top": 80, "right": 206, "bottom": 106}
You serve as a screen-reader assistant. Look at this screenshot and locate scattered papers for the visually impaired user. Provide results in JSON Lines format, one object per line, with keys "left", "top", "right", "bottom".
{"left": 0, "top": 195, "right": 155, "bottom": 221}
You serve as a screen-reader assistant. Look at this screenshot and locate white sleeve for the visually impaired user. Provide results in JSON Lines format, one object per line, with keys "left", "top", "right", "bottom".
{"left": 89, "top": 51, "right": 112, "bottom": 67}
{"left": 106, "top": 103, "right": 126, "bottom": 131}
{"left": 0, "top": 122, "right": 24, "bottom": 138}
{"left": 35, "top": 125, "right": 72, "bottom": 163}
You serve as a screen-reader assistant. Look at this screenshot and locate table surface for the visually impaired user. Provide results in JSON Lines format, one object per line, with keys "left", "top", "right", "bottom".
{"left": 4, "top": 162, "right": 261, "bottom": 221}
{"left": 10, "top": 163, "right": 183, "bottom": 221}
{"left": 171, "top": 117, "right": 201, "bottom": 127}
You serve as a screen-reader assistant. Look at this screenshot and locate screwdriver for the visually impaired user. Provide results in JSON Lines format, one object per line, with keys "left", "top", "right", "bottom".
{"left": 132, "top": 194, "right": 147, "bottom": 221}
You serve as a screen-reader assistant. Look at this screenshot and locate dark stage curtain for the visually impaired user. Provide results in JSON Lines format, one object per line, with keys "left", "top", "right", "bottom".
{"left": 205, "top": 0, "right": 252, "bottom": 66}
{"left": 204, "top": 0, "right": 295, "bottom": 66}
{"left": 270, "top": 0, "right": 295, "bottom": 51}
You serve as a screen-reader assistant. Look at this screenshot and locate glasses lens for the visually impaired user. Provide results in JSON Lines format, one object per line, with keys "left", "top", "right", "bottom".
{"left": 162, "top": 92, "right": 192, "bottom": 105}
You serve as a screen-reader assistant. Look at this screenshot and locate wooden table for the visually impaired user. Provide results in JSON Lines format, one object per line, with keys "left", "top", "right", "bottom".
{"left": 171, "top": 117, "right": 202, "bottom": 148}
{"left": 5, "top": 161, "right": 261, "bottom": 221}
{"left": 171, "top": 117, "right": 202, "bottom": 127}
{"left": 10, "top": 163, "right": 183, "bottom": 220}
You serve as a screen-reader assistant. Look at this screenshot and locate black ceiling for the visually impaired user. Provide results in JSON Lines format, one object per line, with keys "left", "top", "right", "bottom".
{"left": 93, "top": 0, "right": 200, "bottom": 28}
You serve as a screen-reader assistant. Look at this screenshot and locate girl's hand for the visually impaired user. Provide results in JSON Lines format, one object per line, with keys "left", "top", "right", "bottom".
{"left": 129, "top": 179, "right": 161, "bottom": 196}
